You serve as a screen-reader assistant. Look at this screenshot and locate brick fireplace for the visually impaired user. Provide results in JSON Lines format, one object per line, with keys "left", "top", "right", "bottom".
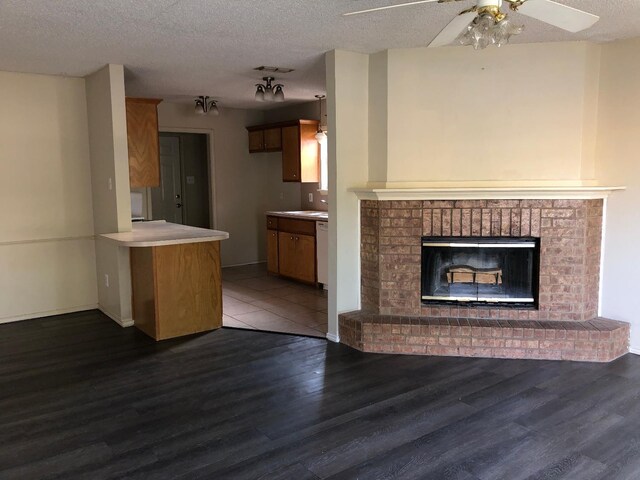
{"left": 339, "top": 197, "right": 629, "bottom": 362}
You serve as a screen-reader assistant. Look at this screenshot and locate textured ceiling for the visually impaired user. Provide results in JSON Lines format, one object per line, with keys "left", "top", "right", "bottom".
{"left": 0, "top": 0, "right": 639, "bottom": 109}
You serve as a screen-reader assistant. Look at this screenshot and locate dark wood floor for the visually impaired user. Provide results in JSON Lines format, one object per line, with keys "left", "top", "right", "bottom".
{"left": 2, "top": 311, "right": 640, "bottom": 480}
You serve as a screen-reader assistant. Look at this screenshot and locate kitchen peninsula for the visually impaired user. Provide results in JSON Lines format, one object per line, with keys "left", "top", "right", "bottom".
{"left": 102, "top": 221, "right": 229, "bottom": 340}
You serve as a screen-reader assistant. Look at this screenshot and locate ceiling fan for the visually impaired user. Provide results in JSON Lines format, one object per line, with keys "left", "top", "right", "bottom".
{"left": 343, "top": 0, "right": 599, "bottom": 50}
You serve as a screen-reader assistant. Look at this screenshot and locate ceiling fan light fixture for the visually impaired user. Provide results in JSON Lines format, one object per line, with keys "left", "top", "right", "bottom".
{"left": 494, "top": 17, "right": 525, "bottom": 47}
{"left": 458, "top": 11, "right": 523, "bottom": 50}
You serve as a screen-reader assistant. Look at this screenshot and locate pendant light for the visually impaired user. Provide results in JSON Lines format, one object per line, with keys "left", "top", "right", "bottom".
{"left": 314, "top": 95, "right": 327, "bottom": 143}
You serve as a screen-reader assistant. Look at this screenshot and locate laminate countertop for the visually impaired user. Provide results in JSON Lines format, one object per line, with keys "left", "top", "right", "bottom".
{"left": 100, "top": 221, "right": 229, "bottom": 247}
{"left": 266, "top": 210, "right": 328, "bottom": 221}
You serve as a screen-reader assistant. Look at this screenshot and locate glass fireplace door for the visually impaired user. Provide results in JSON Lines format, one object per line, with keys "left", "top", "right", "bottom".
{"left": 421, "top": 237, "right": 539, "bottom": 307}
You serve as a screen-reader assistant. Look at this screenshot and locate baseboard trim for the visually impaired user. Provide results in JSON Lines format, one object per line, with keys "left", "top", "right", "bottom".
{"left": 326, "top": 332, "right": 340, "bottom": 343}
{"left": 0, "top": 304, "right": 99, "bottom": 324}
{"left": 222, "top": 261, "right": 265, "bottom": 268}
{"left": 98, "top": 305, "right": 134, "bottom": 328}
{"left": 629, "top": 347, "right": 640, "bottom": 356}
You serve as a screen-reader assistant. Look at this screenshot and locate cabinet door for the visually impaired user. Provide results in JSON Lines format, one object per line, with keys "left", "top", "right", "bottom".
{"left": 295, "top": 234, "right": 316, "bottom": 283}
{"left": 281, "top": 125, "right": 301, "bottom": 182}
{"left": 278, "top": 232, "right": 296, "bottom": 279}
{"left": 278, "top": 232, "right": 316, "bottom": 283}
{"left": 126, "top": 98, "right": 161, "bottom": 188}
{"left": 267, "top": 229, "right": 279, "bottom": 274}
{"left": 264, "top": 127, "right": 282, "bottom": 151}
{"left": 248, "top": 130, "right": 264, "bottom": 152}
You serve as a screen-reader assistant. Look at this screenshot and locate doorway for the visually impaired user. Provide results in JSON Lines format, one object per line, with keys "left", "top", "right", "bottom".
{"left": 151, "top": 132, "right": 211, "bottom": 228}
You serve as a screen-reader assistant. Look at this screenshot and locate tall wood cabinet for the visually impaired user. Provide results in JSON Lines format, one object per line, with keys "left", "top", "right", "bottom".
{"left": 247, "top": 120, "right": 319, "bottom": 183}
{"left": 126, "top": 97, "right": 162, "bottom": 188}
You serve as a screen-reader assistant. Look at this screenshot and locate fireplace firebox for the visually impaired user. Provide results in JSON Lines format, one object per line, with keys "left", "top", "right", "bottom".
{"left": 421, "top": 237, "right": 540, "bottom": 308}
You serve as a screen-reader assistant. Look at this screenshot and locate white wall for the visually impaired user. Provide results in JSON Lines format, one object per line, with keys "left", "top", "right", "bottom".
{"left": 157, "top": 103, "right": 302, "bottom": 267}
{"left": 326, "top": 50, "right": 370, "bottom": 341}
{"left": 85, "top": 64, "right": 133, "bottom": 326}
{"left": 0, "top": 71, "right": 98, "bottom": 322}
{"left": 372, "top": 42, "right": 601, "bottom": 185}
{"left": 595, "top": 38, "right": 640, "bottom": 353}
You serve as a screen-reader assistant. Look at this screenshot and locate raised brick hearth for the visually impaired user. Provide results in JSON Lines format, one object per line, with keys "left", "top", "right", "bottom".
{"left": 340, "top": 312, "right": 629, "bottom": 362}
{"left": 339, "top": 198, "right": 630, "bottom": 362}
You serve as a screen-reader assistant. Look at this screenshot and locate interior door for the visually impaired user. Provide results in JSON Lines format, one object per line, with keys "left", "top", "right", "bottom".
{"left": 151, "top": 135, "right": 184, "bottom": 224}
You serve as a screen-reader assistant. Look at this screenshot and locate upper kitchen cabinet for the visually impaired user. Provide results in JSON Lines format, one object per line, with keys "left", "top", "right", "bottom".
{"left": 248, "top": 128, "right": 264, "bottom": 153}
{"left": 263, "top": 127, "right": 282, "bottom": 151}
{"left": 126, "top": 97, "right": 162, "bottom": 188}
{"left": 247, "top": 126, "right": 282, "bottom": 153}
{"left": 246, "top": 120, "right": 319, "bottom": 183}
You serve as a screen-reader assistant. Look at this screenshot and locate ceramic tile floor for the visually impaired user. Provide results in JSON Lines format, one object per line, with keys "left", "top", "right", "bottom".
{"left": 222, "top": 263, "right": 328, "bottom": 338}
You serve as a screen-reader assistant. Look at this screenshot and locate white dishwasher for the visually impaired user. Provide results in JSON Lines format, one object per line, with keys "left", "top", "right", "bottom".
{"left": 316, "top": 221, "right": 328, "bottom": 288}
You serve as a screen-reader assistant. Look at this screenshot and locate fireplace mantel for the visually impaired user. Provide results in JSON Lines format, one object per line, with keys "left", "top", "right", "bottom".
{"left": 352, "top": 185, "right": 625, "bottom": 201}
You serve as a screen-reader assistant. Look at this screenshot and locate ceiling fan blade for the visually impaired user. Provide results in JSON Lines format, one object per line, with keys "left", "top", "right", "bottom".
{"left": 515, "top": 0, "right": 599, "bottom": 33}
{"left": 428, "top": 11, "right": 477, "bottom": 48}
{"left": 343, "top": 0, "right": 440, "bottom": 17}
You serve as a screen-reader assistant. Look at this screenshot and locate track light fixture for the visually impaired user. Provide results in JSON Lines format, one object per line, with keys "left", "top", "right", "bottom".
{"left": 194, "top": 96, "right": 219, "bottom": 115}
{"left": 255, "top": 77, "right": 284, "bottom": 102}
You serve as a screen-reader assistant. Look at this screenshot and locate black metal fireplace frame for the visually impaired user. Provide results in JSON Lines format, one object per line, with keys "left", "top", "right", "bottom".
{"left": 420, "top": 236, "right": 541, "bottom": 309}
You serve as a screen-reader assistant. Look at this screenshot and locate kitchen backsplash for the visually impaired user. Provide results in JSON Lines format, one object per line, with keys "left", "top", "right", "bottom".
{"left": 301, "top": 183, "right": 328, "bottom": 211}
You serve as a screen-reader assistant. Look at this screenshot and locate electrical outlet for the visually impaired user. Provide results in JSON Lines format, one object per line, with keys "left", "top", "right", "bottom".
{"left": 104, "top": 274, "right": 110, "bottom": 288}
{"left": 308, "top": 193, "right": 313, "bottom": 203}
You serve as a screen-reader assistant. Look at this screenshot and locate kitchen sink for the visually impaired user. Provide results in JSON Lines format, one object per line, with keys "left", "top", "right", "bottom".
{"left": 271, "top": 210, "right": 328, "bottom": 218}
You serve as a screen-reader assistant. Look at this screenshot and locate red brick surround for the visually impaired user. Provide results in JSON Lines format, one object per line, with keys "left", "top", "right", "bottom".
{"left": 343, "top": 198, "right": 631, "bottom": 362}
{"left": 361, "top": 199, "right": 602, "bottom": 320}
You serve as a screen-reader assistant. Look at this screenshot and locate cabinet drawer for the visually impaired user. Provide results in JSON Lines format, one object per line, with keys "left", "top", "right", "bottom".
{"left": 278, "top": 217, "right": 316, "bottom": 236}
{"left": 266, "top": 216, "right": 279, "bottom": 230}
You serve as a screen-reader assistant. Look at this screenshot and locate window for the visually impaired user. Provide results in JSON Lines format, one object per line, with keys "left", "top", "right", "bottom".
{"left": 319, "top": 136, "right": 328, "bottom": 193}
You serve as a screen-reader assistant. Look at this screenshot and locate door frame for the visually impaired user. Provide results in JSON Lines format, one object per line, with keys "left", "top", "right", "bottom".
{"left": 158, "top": 127, "right": 217, "bottom": 230}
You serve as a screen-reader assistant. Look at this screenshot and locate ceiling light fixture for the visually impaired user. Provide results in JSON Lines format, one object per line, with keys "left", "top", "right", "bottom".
{"left": 457, "top": 6, "right": 524, "bottom": 50}
{"left": 194, "top": 96, "right": 219, "bottom": 115}
{"left": 255, "top": 77, "right": 285, "bottom": 102}
{"left": 314, "top": 95, "right": 327, "bottom": 143}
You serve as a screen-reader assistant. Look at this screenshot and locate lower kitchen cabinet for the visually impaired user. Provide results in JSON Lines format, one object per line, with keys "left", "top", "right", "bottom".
{"left": 266, "top": 215, "right": 317, "bottom": 284}
{"left": 278, "top": 232, "right": 316, "bottom": 283}
{"left": 130, "top": 241, "right": 222, "bottom": 340}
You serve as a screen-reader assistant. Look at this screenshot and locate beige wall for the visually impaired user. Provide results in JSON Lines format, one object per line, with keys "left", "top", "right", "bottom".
{"left": 595, "top": 38, "right": 640, "bottom": 352}
{"left": 85, "top": 64, "right": 133, "bottom": 325}
{"left": 157, "top": 103, "right": 302, "bottom": 266}
{"left": 368, "top": 51, "right": 389, "bottom": 184}
{"left": 369, "top": 42, "right": 600, "bottom": 185}
{"left": 0, "top": 71, "right": 98, "bottom": 322}
{"left": 327, "top": 50, "right": 370, "bottom": 341}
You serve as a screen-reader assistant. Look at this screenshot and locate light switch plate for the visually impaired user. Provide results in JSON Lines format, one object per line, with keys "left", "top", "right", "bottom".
{"left": 308, "top": 193, "right": 313, "bottom": 203}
